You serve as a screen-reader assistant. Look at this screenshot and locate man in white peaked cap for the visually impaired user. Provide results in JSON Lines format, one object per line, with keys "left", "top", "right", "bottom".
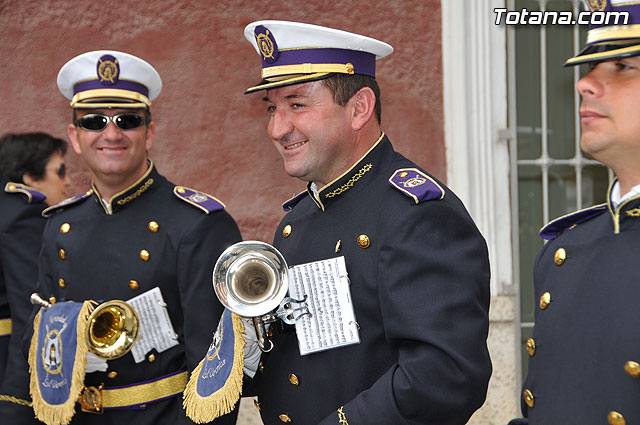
{"left": 242, "top": 20, "right": 492, "bottom": 425}
{"left": 30, "top": 50, "right": 241, "bottom": 425}
{"left": 512, "top": 2, "right": 640, "bottom": 424}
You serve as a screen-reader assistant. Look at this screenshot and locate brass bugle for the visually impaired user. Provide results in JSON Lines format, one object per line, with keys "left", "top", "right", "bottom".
{"left": 87, "top": 301, "right": 139, "bottom": 360}
{"left": 30, "top": 293, "right": 139, "bottom": 360}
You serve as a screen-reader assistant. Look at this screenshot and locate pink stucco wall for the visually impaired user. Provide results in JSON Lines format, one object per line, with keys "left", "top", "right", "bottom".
{"left": 0, "top": 0, "right": 444, "bottom": 241}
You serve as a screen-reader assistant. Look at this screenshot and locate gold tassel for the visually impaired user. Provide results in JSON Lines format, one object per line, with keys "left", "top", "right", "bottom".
{"left": 183, "top": 313, "right": 246, "bottom": 423}
{"left": 30, "top": 301, "right": 94, "bottom": 425}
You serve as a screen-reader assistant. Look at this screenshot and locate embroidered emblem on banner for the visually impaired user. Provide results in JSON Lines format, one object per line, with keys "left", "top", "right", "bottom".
{"left": 29, "top": 301, "right": 93, "bottom": 425}
{"left": 183, "top": 309, "right": 246, "bottom": 423}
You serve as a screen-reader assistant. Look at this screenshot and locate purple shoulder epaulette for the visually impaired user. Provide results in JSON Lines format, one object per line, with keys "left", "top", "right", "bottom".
{"left": 174, "top": 186, "right": 225, "bottom": 214}
{"left": 4, "top": 182, "right": 46, "bottom": 204}
{"left": 42, "top": 190, "right": 94, "bottom": 218}
{"left": 282, "top": 190, "right": 309, "bottom": 212}
{"left": 388, "top": 168, "right": 445, "bottom": 204}
{"left": 539, "top": 204, "right": 608, "bottom": 240}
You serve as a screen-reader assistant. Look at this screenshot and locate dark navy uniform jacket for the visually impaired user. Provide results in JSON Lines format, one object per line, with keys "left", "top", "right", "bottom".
{"left": 251, "top": 134, "right": 492, "bottom": 425}
{"left": 35, "top": 163, "right": 241, "bottom": 425}
{"left": 0, "top": 177, "right": 47, "bottom": 423}
{"left": 515, "top": 184, "right": 640, "bottom": 425}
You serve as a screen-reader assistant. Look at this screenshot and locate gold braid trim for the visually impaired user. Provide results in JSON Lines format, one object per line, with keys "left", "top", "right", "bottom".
{"left": 338, "top": 406, "right": 349, "bottom": 424}
{"left": 29, "top": 301, "right": 94, "bottom": 425}
{"left": 325, "top": 164, "right": 373, "bottom": 199}
{"left": 116, "top": 178, "right": 154, "bottom": 206}
{"left": 0, "top": 318, "right": 11, "bottom": 336}
{"left": 183, "top": 312, "right": 246, "bottom": 423}
{"left": 0, "top": 395, "right": 31, "bottom": 406}
{"left": 626, "top": 208, "right": 640, "bottom": 217}
{"left": 101, "top": 372, "right": 187, "bottom": 407}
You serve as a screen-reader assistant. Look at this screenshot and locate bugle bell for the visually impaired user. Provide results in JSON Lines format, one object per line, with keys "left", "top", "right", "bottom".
{"left": 31, "top": 293, "right": 139, "bottom": 360}
{"left": 212, "top": 241, "right": 309, "bottom": 352}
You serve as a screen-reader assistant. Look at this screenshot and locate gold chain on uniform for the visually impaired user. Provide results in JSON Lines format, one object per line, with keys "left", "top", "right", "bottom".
{"left": 325, "top": 164, "right": 373, "bottom": 199}
{"left": 116, "top": 178, "right": 154, "bottom": 206}
{"left": 626, "top": 208, "right": 640, "bottom": 217}
{"left": 337, "top": 406, "right": 349, "bottom": 424}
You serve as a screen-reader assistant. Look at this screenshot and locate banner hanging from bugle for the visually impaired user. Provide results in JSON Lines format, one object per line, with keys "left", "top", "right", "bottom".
{"left": 29, "top": 300, "right": 93, "bottom": 425}
{"left": 183, "top": 309, "right": 246, "bottom": 423}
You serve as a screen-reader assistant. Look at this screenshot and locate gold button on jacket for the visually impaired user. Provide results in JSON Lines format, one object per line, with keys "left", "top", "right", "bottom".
{"left": 526, "top": 338, "right": 536, "bottom": 356}
{"left": 279, "top": 414, "right": 292, "bottom": 423}
{"left": 523, "top": 389, "right": 534, "bottom": 408}
{"left": 539, "top": 292, "right": 551, "bottom": 310}
{"left": 608, "top": 411, "right": 626, "bottom": 425}
{"left": 288, "top": 374, "right": 299, "bottom": 386}
{"left": 554, "top": 248, "right": 566, "bottom": 265}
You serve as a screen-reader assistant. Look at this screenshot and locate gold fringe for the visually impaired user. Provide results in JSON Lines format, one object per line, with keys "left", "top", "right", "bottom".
{"left": 183, "top": 313, "right": 246, "bottom": 423}
{"left": 0, "top": 395, "right": 32, "bottom": 406}
{"left": 30, "top": 301, "right": 94, "bottom": 425}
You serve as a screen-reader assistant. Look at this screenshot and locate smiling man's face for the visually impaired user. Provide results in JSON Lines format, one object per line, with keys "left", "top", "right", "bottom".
{"left": 68, "top": 108, "right": 155, "bottom": 195}
{"left": 263, "top": 81, "right": 357, "bottom": 187}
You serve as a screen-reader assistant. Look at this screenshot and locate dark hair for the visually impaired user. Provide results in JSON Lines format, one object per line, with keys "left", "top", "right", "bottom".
{"left": 321, "top": 73, "right": 382, "bottom": 123}
{"left": 0, "top": 132, "right": 67, "bottom": 183}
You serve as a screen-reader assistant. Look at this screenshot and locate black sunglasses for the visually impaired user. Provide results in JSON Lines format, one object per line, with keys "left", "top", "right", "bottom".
{"left": 74, "top": 113, "right": 148, "bottom": 132}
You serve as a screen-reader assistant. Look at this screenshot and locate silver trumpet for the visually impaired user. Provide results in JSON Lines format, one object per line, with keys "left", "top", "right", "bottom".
{"left": 212, "top": 241, "right": 310, "bottom": 352}
{"left": 30, "top": 293, "right": 139, "bottom": 360}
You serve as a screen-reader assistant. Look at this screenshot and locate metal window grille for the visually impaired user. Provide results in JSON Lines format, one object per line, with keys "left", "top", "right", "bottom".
{"left": 507, "top": 0, "right": 613, "bottom": 384}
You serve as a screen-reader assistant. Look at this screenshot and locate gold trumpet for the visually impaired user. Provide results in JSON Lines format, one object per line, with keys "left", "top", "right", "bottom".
{"left": 213, "top": 241, "right": 309, "bottom": 352}
{"left": 30, "top": 293, "right": 139, "bottom": 360}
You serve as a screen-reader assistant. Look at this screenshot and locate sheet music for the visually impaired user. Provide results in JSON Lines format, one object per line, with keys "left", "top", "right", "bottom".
{"left": 127, "top": 287, "right": 179, "bottom": 363}
{"left": 288, "top": 256, "right": 360, "bottom": 356}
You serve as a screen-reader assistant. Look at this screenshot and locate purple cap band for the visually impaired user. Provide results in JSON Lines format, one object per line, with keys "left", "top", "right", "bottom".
{"left": 73, "top": 79, "right": 149, "bottom": 97}
{"left": 263, "top": 48, "right": 376, "bottom": 77}
{"left": 588, "top": 4, "right": 640, "bottom": 34}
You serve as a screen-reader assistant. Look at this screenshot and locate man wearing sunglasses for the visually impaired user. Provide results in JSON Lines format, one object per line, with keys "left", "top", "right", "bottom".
{"left": 30, "top": 50, "right": 241, "bottom": 425}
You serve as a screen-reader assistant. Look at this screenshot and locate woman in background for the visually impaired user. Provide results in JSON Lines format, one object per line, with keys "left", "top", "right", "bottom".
{"left": 0, "top": 132, "right": 69, "bottom": 424}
